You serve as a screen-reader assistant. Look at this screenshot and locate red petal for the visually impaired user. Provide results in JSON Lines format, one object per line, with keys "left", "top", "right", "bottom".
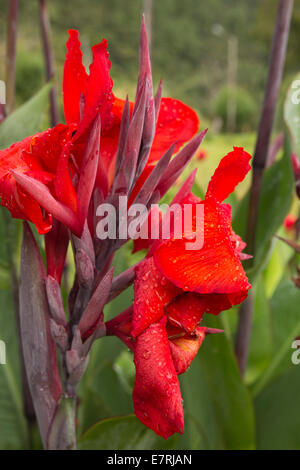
{"left": 133, "top": 317, "right": 184, "bottom": 439}
{"left": 132, "top": 257, "right": 180, "bottom": 337}
{"left": 206, "top": 147, "right": 251, "bottom": 202}
{"left": 30, "top": 124, "right": 76, "bottom": 173}
{"left": 0, "top": 135, "right": 53, "bottom": 234}
{"left": 148, "top": 97, "right": 199, "bottom": 163}
{"left": 166, "top": 292, "right": 206, "bottom": 333}
{"left": 15, "top": 184, "right": 52, "bottom": 234}
{"left": 154, "top": 197, "right": 250, "bottom": 295}
{"left": 169, "top": 326, "right": 206, "bottom": 375}
{"left": 76, "top": 39, "right": 113, "bottom": 139}
{"left": 45, "top": 219, "right": 69, "bottom": 284}
{"left": 63, "top": 30, "right": 88, "bottom": 125}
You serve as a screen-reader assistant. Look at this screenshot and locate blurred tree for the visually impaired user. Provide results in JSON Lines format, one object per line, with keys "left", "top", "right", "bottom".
{"left": 2, "top": 0, "right": 299, "bottom": 132}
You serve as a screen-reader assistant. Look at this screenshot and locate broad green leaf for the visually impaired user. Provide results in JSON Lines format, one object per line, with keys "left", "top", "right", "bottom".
{"left": 252, "top": 278, "right": 300, "bottom": 397}
{"left": 263, "top": 241, "right": 285, "bottom": 298}
{"left": 0, "top": 290, "right": 29, "bottom": 449}
{"left": 78, "top": 415, "right": 177, "bottom": 450}
{"left": 77, "top": 338, "right": 132, "bottom": 434}
{"left": 233, "top": 143, "right": 293, "bottom": 280}
{"left": 246, "top": 279, "right": 272, "bottom": 385}
{"left": 255, "top": 365, "right": 300, "bottom": 449}
{"left": 0, "top": 83, "right": 51, "bottom": 149}
{"left": 178, "top": 316, "right": 255, "bottom": 450}
{"left": 0, "top": 209, "right": 21, "bottom": 269}
{"left": 284, "top": 72, "right": 300, "bottom": 155}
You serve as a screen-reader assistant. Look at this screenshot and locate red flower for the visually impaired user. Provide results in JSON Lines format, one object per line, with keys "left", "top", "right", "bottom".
{"left": 284, "top": 214, "right": 297, "bottom": 231}
{"left": 0, "top": 28, "right": 199, "bottom": 236}
{"left": 107, "top": 146, "right": 252, "bottom": 439}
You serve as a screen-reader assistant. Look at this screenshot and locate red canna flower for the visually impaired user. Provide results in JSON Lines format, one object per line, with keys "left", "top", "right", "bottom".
{"left": 0, "top": 26, "right": 199, "bottom": 238}
{"left": 107, "top": 146, "right": 252, "bottom": 439}
{"left": 284, "top": 214, "right": 297, "bottom": 231}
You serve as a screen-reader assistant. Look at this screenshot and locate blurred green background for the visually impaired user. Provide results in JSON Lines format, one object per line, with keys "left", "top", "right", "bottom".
{"left": 1, "top": 0, "right": 300, "bottom": 130}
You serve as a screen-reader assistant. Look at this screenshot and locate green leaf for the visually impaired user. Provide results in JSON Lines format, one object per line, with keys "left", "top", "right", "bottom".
{"left": 178, "top": 316, "right": 255, "bottom": 450}
{"left": 78, "top": 415, "right": 177, "bottom": 450}
{"left": 252, "top": 278, "right": 300, "bottom": 397}
{"left": 0, "top": 290, "right": 29, "bottom": 449}
{"left": 77, "top": 336, "right": 132, "bottom": 433}
{"left": 0, "top": 83, "right": 51, "bottom": 149}
{"left": 233, "top": 143, "right": 293, "bottom": 279}
{"left": 255, "top": 365, "right": 300, "bottom": 449}
{"left": 284, "top": 72, "right": 300, "bottom": 155}
{"left": 246, "top": 279, "right": 273, "bottom": 385}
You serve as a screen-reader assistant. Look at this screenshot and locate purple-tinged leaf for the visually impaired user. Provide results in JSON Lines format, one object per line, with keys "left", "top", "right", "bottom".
{"left": 134, "top": 15, "right": 153, "bottom": 110}
{"left": 50, "top": 319, "right": 69, "bottom": 352}
{"left": 72, "top": 221, "right": 95, "bottom": 265}
{"left": 156, "top": 129, "right": 208, "bottom": 198}
{"left": 46, "top": 275, "right": 67, "bottom": 326}
{"left": 132, "top": 143, "right": 175, "bottom": 206}
{"left": 75, "top": 249, "right": 94, "bottom": 287}
{"left": 108, "top": 264, "right": 138, "bottom": 303}
{"left": 78, "top": 268, "right": 114, "bottom": 338}
{"left": 135, "top": 96, "right": 156, "bottom": 181}
{"left": 66, "top": 347, "right": 89, "bottom": 386}
{"left": 170, "top": 169, "right": 198, "bottom": 205}
{"left": 276, "top": 235, "right": 300, "bottom": 253}
{"left": 124, "top": 80, "right": 148, "bottom": 189}
{"left": 113, "top": 96, "right": 130, "bottom": 181}
{"left": 154, "top": 79, "right": 163, "bottom": 124}
{"left": 19, "top": 222, "right": 62, "bottom": 448}
{"left": 204, "top": 327, "right": 224, "bottom": 335}
{"left": 47, "top": 396, "right": 76, "bottom": 450}
{"left": 12, "top": 171, "right": 81, "bottom": 235}
{"left": 77, "top": 114, "right": 101, "bottom": 226}
{"left": 45, "top": 218, "right": 69, "bottom": 285}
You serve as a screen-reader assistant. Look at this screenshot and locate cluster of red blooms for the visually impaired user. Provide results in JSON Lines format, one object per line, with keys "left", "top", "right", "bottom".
{"left": 0, "top": 20, "right": 251, "bottom": 440}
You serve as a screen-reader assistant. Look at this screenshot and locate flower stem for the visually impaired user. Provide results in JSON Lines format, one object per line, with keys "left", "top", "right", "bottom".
{"left": 235, "top": 0, "right": 294, "bottom": 376}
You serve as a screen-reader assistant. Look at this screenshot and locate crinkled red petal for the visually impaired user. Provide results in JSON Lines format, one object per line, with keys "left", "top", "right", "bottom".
{"left": 132, "top": 257, "right": 181, "bottom": 337}
{"left": 63, "top": 30, "right": 88, "bottom": 125}
{"left": 148, "top": 97, "right": 199, "bottom": 163}
{"left": 29, "top": 124, "right": 76, "bottom": 173}
{"left": 0, "top": 132, "right": 66, "bottom": 233}
{"left": 165, "top": 292, "right": 206, "bottom": 333}
{"left": 133, "top": 317, "right": 184, "bottom": 439}
{"left": 76, "top": 39, "right": 113, "bottom": 139}
{"left": 206, "top": 147, "right": 251, "bottom": 202}
{"left": 169, "top": 326, "right": 206, "bottom": 375}
{"left": 154, "top": 197, "right": 250, "bottom": 295}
